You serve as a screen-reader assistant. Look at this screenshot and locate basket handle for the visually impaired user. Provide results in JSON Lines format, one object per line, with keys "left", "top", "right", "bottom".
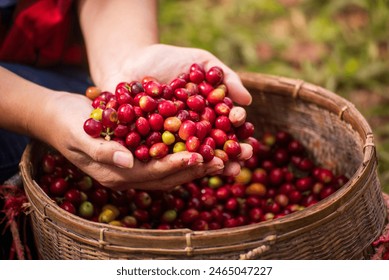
{"left": 239, "top": 235, "right": 276, "bottom": 260}
{"left": 363, "top": 133, "right": 376, "bottom": 166}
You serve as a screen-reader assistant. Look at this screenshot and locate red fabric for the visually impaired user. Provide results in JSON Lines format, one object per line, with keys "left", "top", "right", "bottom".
{"left": 0, "top": 0, "right": 85, "bottom": 66}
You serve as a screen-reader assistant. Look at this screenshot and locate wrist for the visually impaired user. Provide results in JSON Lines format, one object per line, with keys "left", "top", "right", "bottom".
{"left": 27, "top": 90, "right": 66, "bottom": 142}
{"left": 78, "top": 0, "right": 159, "bottom": 91}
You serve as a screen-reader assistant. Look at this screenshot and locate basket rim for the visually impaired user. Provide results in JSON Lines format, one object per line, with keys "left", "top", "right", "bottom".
{"left": 20, "top": 72, "right": 384, "bottom": 257}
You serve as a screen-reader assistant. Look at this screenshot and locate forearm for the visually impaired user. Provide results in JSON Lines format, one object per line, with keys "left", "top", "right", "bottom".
{"left": 77, "top": 0, "right": 159, "bottom": 89}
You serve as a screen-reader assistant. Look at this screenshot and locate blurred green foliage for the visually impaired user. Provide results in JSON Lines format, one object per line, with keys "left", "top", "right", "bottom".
{"left": 158, "top": 0, "right": 389, "bottom": 192}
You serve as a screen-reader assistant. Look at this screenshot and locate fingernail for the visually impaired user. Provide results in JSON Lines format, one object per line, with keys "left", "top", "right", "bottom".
{"left": 113, "top": 151, "right": 134, "bottom": 168}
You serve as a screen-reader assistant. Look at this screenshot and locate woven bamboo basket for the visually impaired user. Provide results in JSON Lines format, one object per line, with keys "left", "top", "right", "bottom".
{"left": 20, "top": 72, "right": 387, "bottom": 260}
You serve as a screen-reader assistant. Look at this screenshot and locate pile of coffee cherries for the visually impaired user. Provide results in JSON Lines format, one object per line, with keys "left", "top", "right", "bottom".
{"left": 83, "top": 64, "right": 254, "bottom": 163}
{"left": 37, "top": 130, "right": 348, "bottom": 230}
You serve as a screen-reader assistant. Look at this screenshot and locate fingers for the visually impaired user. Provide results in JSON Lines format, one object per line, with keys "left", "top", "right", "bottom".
{"left": 223, "top": 161, "right": 242, "bottom": 177}
{"left": 223, "top": 71, "right": 252, "bottom": 106}
{"left": 130, "top": 152, "right": 224, "bottom": 182}
{"left": 80, "top": 137, "right": 135, "bottom": 168}
{"left": 75, "top": 144, "right": 252, "bottom": 192}
{"left": 75, "top": 147, "right": 226, "bottom": 191}
{"left": 239, "top": 143, "right": 253, "bottom": 161}
{"left": 113, "top": 150, "right": 134, "bottom": 168}
{"left": 118, "top": 156, "right": 226, "bottom": 191}
{"left": 221, "top": 143, "right": 253, "bottom": 177}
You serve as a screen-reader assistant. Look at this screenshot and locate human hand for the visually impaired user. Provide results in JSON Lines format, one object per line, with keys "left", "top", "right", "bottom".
{"left": 93, "top": 44, "right": 253, "bottom": 178}
{"left": 95, "top": 44, "right": 252, "bottom": 106}
{"left": 43, "top": 91, "right": 251, "bottom": 191}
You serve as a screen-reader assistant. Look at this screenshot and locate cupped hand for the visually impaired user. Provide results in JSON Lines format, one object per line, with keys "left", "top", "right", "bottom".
{"left": 43, "top": 91, "right": 252, "bottom": 191}
{"left": 94, "top": 44, "right": 254, "bottom": 183}
{"left": 95, "top": 44, "right": 252, "bottom": 106}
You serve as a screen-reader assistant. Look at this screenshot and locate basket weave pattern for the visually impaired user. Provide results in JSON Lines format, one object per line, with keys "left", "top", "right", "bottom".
{"left": 20, "top": 73, "right": 387, "bottom": 259}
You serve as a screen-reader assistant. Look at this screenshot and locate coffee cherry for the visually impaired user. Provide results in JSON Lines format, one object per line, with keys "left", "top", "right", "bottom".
{"left": 90, "top": 187, "right": 109, "bottom": 207}
{"left": 215, "top": 115, "right": 231, "bottom": 132}
{"left": 235, "top": 122, "right": 254, "bottom": 140}
{"left": 269, "top": 168, "right": 284, "bottom": 186}
{"left": 178, "top": 120, "right": 197, "bottom": 141}
{"left": 207, "top": 88, "right": 225, "bottom": 105}
{"left": 210, "top": 129, "right": 228, "bottom": 148}
{"left": 101, "top": 108, "right": 118, "bottom": 128}
{"left": 235, "top": 167, "right": 252, "bottom": 185}
{"left": 41, "top": 154, "right": 56, "bottom": 174}
{"left": 156, "top": 100, "right": 176, "bottom": 118}
{"left": 189, "top": 69, "right": 205, "bottom": 84}
{"left": 99, "top": 207, "right": 120, "bottom": 224}
{"left": 295, "top": 177, "right": 314, "bottom": 192}
{"left": 187, "top": 95, "right": 206, "bottom": 112}
{"left": 135, "top": 116, "right": 151, "bottom": 136}
{"left": 162, "top": 131, "right": 176, "bottom": 145}
{"left": 113, "top": 124, "right": 129, "bottom": 138}
{"left": 144, "top": 131, "right": 161, "bottom": 147}
{"left": 125, "top": 131, "right": 142, "bottom": 150}
{"left": 320, "top": 185, "right": 336, "bottom": 199}
{"left": 139, "top": 95, "right": 157, "bottom": 112}
{"left": 133, "top": 209, "right": 150, "bottom": 223}
{"left": 60, "top": 200, "right": 76, "bottom": 215}
{"left": 50, "top": 178, "right": 68, "bottom": 197}
{"left": 249, "top": 207, "right": 263, "bottom": 222}
{"left": 200, "top": 107, "right": 216, "bottom": 125}
{"left": 121, "top": 215, "right": 137, "bottom": 228}
{"left": 161, "top": 209, "right": 177, "bottom": 224}
{"left": 64, "top": 188, "right": 83, "bottom": 206}
{"left": 197, "top": 81, "right": 214, "bottom": 97}
{"left": 134, "top": 145, "right": 150, "bottom": 162}
{"left": 174, "top": 88, "right": 189, "bottom": 101}
{"left": 225, "top": 197, "right": 239, "bottom": 211}
{"left": 214, "top": 102, "right": 231, "bottom": 116}
{"left": 223, "top": 139, "right": 241, "bottom": 160}
{"left": 173, "top": 142, "right": 186, "bottom": 153}
{"left": 198, "top": 144, "right": 215, "bottom": 163}
{"left": 86, "top": 86, "right": 102, "bottom": 100}
{"left": 134, "top": 191, "right": 152, "bottom": 209}
{"left": 245, "top": 183, "right": 267, "bottom": 197}
{"left": 83, "top": 118, "right": 103, "bottom": 138}
{"left": 164, "top": 116, "right": 182, "bottom": 133}
{"left": 316, "top": 168, "right": 334, "bottom": 184}
{"left": 185, "top": 136, "right": 201, "bottom": 152}
{"left": 205, "top": 66, "right": 224, "bottom": 86}
{"left": 144, "top": 80, "right": 162, "bottom": 97}
{"left": 148, "top": 113, "right": 164, "bottom": 131}
{"left": 149, "top": 142, "right": 169, "bottom": 159}
{"left": 180, "top": 208, "right": 200, "bottom": 224}
{"left": 169, "top": 77, "right": 187, "bottom": 91}
{"left": 128, "top": 81, "right": 143, "bottom": 96}
{"left": 78, "top": 201, "right": 94, "bottom": 219}
{"left": 117, "top": 103, "right": 135, "bottom": 123}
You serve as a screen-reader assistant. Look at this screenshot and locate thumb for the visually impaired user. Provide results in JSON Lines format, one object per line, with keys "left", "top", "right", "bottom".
{"left": 86, "top": 138, "right": 134, "bottom": 168}
{"left": 223, "top": 71, "right": 252, "bottom": 106}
